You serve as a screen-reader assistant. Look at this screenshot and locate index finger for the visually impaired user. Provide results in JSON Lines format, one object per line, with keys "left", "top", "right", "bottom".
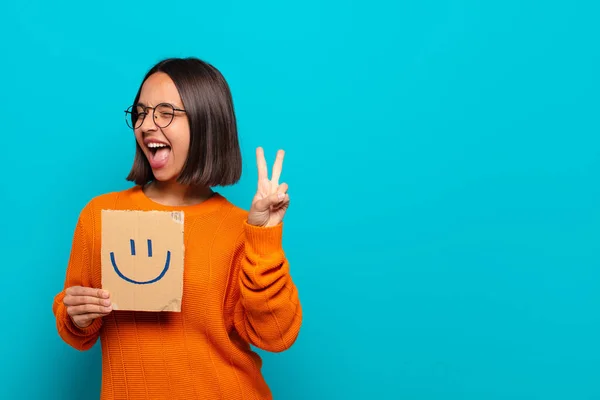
{"left": 66, "top": 286, "right": 109, "bottom": 299}
{"left": 256, "top": 147, "right": 268, "bottom": 182}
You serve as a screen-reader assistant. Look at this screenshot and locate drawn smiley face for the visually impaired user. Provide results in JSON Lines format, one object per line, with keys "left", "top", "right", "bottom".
{"left": 101, "top": 209, "right": 185, "bottom": 312}
{"left": 110, "top": 239, "right": 171, "bottom": 285}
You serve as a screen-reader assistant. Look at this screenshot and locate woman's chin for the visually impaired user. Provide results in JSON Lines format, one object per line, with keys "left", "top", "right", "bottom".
{"left": 151, "top": 168, "right": 178, "bottom": 183}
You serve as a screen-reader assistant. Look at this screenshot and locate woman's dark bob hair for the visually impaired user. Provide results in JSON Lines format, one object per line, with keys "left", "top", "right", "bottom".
{"left": 126, "top": 57, "right": 242, "bottom": 187}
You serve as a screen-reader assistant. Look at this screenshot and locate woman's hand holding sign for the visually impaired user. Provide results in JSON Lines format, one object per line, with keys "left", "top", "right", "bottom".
{"left": 63, "top": 286, "right": 112, "bottom": 328}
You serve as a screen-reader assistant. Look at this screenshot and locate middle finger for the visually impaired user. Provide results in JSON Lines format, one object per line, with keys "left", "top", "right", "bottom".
{"left": 64, "top": 295, "right": 111, "bottom": 307}
{"left": 67, "top": 304, "right": 112, "bottom": 316}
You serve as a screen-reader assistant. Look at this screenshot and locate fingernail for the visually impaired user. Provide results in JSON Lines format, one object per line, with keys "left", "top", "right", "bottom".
{"left": 278, "top": 193, "right": 285, "bottom": 200}
{"left": 102, "top": 299, "right": 111, "bottom": 306}
{"left": 102, "top": 291, "right": 110, "bottom": 298}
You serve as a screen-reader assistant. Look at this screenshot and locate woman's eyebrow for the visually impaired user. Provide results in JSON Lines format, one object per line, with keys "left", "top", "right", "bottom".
{"left": 136, "top": 101, "right": 182, "bottom": 108}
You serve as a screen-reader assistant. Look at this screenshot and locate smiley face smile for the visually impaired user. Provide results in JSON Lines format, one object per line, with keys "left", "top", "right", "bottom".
{"left": 110, "top": 239, "right": 171, "bottom": 285}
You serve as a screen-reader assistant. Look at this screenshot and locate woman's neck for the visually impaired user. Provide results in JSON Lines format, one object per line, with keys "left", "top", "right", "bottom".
{"left": 143, "top": 180, "right": 214, "bottom": 207}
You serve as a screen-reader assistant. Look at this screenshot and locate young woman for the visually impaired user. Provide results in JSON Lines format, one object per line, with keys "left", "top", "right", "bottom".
{"left": 52, "top": 57, "right": 302, "bottom": 399}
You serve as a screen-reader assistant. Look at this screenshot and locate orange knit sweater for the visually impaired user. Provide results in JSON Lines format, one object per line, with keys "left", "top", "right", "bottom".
{"left": 52, "top": 186, "right": 302, "bottom": 400}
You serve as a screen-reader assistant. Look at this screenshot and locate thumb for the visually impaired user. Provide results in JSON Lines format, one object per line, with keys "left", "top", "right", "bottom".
{"left": 253, "top": 192, "right": 286, "bottom": 211}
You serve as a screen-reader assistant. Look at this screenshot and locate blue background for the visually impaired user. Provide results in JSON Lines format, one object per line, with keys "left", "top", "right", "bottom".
{"left": 1, "top": 1, "right": 599, "bottom": 399}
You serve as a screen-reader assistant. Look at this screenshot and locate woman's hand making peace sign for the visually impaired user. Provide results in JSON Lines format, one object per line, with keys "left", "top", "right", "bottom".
{"left": 247, "top": 147, "right": 290, "bottom": 227}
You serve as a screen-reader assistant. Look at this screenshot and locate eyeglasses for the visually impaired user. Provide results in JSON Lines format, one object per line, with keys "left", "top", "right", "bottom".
{"left": 124, "top": 103, "right": 186, "bottom": 129}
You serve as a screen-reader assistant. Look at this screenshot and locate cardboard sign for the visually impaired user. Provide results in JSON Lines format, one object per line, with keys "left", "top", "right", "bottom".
{"left": 101, "top": 210, "right": 184, "bottom": 312}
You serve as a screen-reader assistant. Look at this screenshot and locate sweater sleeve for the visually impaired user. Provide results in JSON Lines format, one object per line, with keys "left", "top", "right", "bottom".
{"left": 52, "top": 203, "right": 103, "bottom": 351}
{"left": 227, "top": 221, "right": 302, "bottom": 353}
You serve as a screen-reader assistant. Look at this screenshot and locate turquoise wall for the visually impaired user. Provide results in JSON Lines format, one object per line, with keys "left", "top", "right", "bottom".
{"left": 1, "top": 0, "right": 599, "bottom": 398}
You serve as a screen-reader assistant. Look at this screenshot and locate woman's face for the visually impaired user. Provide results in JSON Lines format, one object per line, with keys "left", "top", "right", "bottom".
{"left": 133, "top": 72, "right": 190, "bottom": 183}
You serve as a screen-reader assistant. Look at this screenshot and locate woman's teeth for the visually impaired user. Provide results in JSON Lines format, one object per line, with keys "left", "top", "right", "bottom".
{"left": 148, "top": 143, "right": 169, "bottom": 148}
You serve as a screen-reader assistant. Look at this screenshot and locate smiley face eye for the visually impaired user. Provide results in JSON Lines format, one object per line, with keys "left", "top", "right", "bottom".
{"left": 129, "top": 239, "right": 153, "bottom": 257}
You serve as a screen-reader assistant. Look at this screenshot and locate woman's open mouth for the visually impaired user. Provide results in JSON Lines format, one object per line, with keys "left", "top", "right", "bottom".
{"left": 146, "top": 142, "right": 171, "bottom": 169}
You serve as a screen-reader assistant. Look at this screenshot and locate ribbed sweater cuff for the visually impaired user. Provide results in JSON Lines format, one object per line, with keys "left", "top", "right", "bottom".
{"left": 243, "top": 221, "right": 283, "bottom": 256}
